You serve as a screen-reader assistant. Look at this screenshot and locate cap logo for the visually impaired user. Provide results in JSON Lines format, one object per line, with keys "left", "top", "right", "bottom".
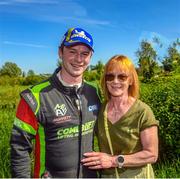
{"left": 71, "top": 30, "right": 91, "bottom": 42}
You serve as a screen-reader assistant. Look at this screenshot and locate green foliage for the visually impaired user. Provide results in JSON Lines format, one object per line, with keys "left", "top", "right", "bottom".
{"left": 0, "top": 85, "right": 28, "bottom": 177}
{"left": 0, "top": 62, "right": 22, "bottom": 77}
{"left": 0, "top": 76, "right": 22, "bottom": 86}
{"left": 0, "top": 109, "right": 14, "bottom": 178}
{"left": 0, "top": 85, "right": 27, "bottom": 109}
{"left": 140, "top": 75, "right": 180, "bottom": 162}
{"left": 22, "top": 75, "right": 47, "bottom": 85}
{"left": 136, "top": 40, "right": 158, "bottom": 81}
{"left": 84, "top": 70, "right": 98, "bottom": 81}
{"left": 0, "top": 75, "right": 49, "bottom": 86}
{"left": 0, "top": 74, "right": 179, "bottom": 177}
{"left": 162, "top": 39, "right": 180, "bottom": 72}
{"left": 154, "top": 159, "right": 180, "bottom": 178}
{"left": 27, "top": 69, "right": 35, "bottom": 76}
{"left": 84, "top": 60, "right": 104, "bottom": 81}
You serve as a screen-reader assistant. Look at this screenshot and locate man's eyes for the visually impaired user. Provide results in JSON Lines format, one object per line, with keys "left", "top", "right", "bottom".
{"left": 68, "top": 51, "right": 89, "bottom": 56}
{"left": 82, "top": 52, "right": 89, "bottom": 56}
{"left": 69, "top": 50, "right": 76, "bottom": 54}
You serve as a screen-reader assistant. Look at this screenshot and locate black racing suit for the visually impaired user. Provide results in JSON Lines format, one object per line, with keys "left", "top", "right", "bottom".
{"left": 10, "top": 68, "right": 101, "bottom": 178}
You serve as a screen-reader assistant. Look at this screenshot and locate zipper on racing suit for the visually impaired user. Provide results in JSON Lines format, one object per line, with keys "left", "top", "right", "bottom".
{"left": 75, "top": 89, "right": 83, "bottom": 178}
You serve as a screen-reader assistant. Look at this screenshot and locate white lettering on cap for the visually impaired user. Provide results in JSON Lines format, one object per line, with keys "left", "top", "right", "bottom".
{"left": 71, "top": 30, "right": 91, "bottom": 42}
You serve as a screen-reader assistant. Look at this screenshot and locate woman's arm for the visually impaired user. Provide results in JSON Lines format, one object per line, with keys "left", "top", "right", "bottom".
{"left": 81, "top": 126, "right": 158, "bottom": 169}
{"left": 123, "top": 125, "right": 158, "bottom": 167}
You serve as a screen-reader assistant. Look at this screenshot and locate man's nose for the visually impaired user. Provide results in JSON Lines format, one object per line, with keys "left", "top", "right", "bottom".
{"left": 75, "top": 53, "right": 83, "bottom": 62}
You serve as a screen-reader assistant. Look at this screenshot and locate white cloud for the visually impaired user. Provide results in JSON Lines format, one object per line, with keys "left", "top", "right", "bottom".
{"left": 0, "top": 0, "right": 109, "bottom": 27}
{"left": 41, "top": 15, "right": 110, "bottom": 26}
{"left": 3, "top": 41, "right": 49, "bottom": 48}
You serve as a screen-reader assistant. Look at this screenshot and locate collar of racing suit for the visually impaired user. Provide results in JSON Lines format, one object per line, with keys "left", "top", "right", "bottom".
{"left": 50, "top": 67, "right": 84, "bottom": 96}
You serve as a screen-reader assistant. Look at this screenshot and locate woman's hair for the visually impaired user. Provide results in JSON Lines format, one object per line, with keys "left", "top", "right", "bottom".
{"left": 101, "top": 55, "right": 139, "bottom": 101}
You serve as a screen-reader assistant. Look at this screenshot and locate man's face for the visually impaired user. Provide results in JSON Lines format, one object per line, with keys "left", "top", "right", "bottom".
{"left": 59, "top": 44, "right": 92, "bottom": 78}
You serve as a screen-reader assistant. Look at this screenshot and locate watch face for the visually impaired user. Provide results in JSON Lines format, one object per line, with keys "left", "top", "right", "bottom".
{"left": 118, "top": 155, "right": 124, "bottom": 163}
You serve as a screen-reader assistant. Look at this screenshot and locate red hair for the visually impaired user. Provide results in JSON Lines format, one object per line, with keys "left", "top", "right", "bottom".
{"left": 101, "top": 55, "right": 139, "bottom": 101}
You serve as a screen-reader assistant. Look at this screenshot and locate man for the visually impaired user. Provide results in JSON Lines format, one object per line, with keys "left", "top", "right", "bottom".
{"left": 10, "top": 27, "right": 101, "bottom": 178}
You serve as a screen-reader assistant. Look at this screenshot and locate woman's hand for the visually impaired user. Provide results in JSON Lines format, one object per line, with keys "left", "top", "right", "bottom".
{"left": 81, "top": 152, "right": 117, "bottom": 169}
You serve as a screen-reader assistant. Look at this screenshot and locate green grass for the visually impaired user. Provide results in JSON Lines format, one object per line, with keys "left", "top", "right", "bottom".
{"left": 0, "top": 109, "right": 15, "bottom": 178}
{"left": 154, "top": 159, "right": 180, "bottom": 178}
{"left": 0, "top": 85, "right": 28, "bottom": 109}
{"left": 0, "top": 85, "right": 27, "bottom": 177}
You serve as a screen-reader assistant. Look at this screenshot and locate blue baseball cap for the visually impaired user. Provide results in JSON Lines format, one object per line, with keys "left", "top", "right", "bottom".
{"left": 60, "top": 27, "right": 94, "bottom": 51}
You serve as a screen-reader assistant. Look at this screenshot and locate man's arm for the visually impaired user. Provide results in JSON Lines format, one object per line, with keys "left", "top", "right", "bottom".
{"left": 10, "top": 98, "right": 38, "bottom": 178}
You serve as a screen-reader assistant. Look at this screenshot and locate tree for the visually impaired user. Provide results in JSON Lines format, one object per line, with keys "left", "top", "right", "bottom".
{"left": 162, "top": 39, "right": 180, "bottom": 72}
{"left": 27, "top": 69, "right": 35, "bottom": 76}
{"left": 84, "top": 60, "right": 104, "bottom": 81}
{"left": 95, "top": 61, "right": 104, "bottom": 74}
{"left": 0, "top": 62, "right": 22, "bottom": 77}
{"left": 136, "top": 40, "right": 158, "bottom": 81}
{"left": 22, "top": 71, "right": 26, "bottom": 77}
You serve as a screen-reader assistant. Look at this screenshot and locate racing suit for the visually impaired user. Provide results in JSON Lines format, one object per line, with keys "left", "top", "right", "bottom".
{"left": 10, "top": 68, "right": 101, "bottom": 178}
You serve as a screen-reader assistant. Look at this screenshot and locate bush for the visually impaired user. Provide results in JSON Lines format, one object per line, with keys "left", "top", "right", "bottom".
{"left": 0, "top": 75, "right": 49, "bottom": 86}
{"left": 0, "top": 76, "right": 23, "bottom": 86}
{"left": 140, "top": 75, "right": 180, "bottom": 162}
{"left": 22, "top": 75, "right": 47, "bottom": 85}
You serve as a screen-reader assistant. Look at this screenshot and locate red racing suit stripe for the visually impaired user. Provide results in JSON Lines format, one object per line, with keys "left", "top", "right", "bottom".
{"left": 16, "top": 98, "right": 38, "bottom": 131}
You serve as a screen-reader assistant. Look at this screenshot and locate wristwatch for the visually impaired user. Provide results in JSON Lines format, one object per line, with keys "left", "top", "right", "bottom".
{"left": 116, "top": 155, "right": 124, "bottom": 168}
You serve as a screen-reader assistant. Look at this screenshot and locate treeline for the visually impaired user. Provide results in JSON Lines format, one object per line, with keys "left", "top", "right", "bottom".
{"left": 0, "top": 74, "right": 50, "bottom": 86}
{"left": 0, "top": 37, "right": 180, "bottom": 85}
{"left": 0, "top": 38, "right": 180, "bottom": 85}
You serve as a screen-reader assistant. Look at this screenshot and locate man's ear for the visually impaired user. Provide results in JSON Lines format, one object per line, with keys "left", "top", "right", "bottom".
{"left": 58, "top": 47, "right": 63, "bottom": 59}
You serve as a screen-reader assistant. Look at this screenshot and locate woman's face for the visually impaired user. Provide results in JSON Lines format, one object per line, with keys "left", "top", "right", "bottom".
{"left": 105, "top": 68, "right": 131, "bottom": 97}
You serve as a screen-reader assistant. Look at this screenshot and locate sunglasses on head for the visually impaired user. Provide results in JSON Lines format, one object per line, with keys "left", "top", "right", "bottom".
{"left": 105, "top": 73, "right": 129, "bottom": 82}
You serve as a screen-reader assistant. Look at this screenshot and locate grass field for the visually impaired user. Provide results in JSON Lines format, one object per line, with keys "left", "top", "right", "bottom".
{"left": 0, "top": 85, "right": 27, "bottom": 177}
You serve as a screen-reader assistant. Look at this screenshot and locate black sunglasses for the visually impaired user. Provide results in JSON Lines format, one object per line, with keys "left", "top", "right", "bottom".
{"left": 105, "top": 73, "right": 129, "bottom": 82}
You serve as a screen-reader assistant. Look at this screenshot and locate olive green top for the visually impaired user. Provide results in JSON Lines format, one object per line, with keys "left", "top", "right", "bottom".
{"left": 97, "top": 99, "right": 159, "bottom": 176}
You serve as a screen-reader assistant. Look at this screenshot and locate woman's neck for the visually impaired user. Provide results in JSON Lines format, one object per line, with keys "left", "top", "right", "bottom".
{"left": 107, "top": 96, "right": 136, "bottom": 123}
{"left": 108, "top": 95, "right": 130, "bottom": 110}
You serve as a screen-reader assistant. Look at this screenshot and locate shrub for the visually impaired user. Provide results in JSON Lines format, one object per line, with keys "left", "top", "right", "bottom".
{"left": 140, "top": 76, "right": 180, "bottom": 162}
{"left": 22, "top": 75, "right": 47, "bottom": 85}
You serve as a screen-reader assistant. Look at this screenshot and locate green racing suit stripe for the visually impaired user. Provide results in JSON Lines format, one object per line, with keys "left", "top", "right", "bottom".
{"left": 27, "top": 81, "right": 49, "bottom": 177}
{"left": 14, "top": 117, "right": 37, "bottom": 135}
{"left": 38, "top": 124, "right": 46, "bottom": 177}
{"left": 29, "top": 81, "right": 50, "bottom": 115}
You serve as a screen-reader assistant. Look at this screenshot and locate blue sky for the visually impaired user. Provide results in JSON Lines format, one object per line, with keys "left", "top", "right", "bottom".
{"left": 0, "top": 0, "right": 179, "bottom": 74}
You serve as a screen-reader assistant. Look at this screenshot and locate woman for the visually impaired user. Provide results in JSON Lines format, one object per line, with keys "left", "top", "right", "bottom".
{"left": 81, "top": 55, "right": 159, "bottom": 178}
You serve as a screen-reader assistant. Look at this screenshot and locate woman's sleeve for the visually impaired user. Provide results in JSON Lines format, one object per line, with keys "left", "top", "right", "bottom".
{"left": 140, "top": 104, "right": 159, "bottom": 131}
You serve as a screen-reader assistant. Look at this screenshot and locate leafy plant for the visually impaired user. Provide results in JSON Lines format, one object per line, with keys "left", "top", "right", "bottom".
{"left": 140, "top": 75, "right": 180, "bottom": 162}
